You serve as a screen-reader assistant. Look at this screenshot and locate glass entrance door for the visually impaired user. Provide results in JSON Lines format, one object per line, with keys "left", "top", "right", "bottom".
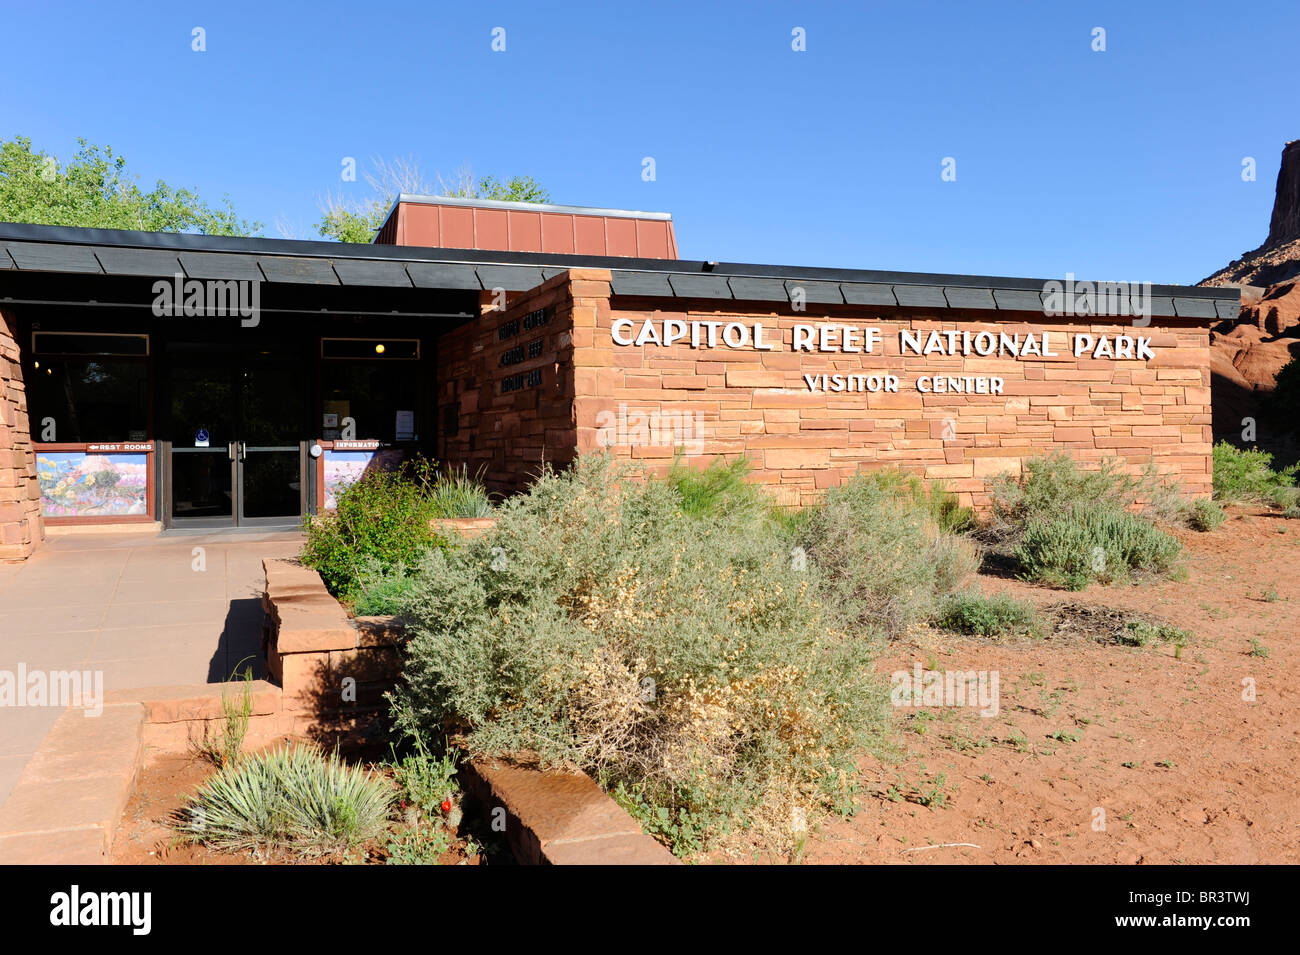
{"left": 168, "top": 348, "right": 305, "bottom": 527}
{"left": 171, "top": 363, "right": 236, "bottom": 522}
{"left": 237, "top": 353, "right": 305, "bottom": 523}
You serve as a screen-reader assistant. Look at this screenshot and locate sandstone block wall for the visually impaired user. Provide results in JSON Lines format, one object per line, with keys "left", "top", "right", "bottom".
{"left": 437, "top": 269, "right": 610, "bottom": 493}
{"left": 581, "top": 299, "right": 1212, "bottom": 508}
{"left": 433, "top": 270, "right": 1216, "bottom": 508}
{"left": 0, "top": 308, "right": 43, "bottom": 560}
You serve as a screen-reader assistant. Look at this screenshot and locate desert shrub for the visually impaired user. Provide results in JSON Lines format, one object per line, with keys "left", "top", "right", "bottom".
{"left": 179, "top": 744, "right": 393, "bottom": 859}
{"left": 1271, "top": 485, "right": 1300, "bottom": 511}
{"left": 936, "top": 591, "right": 1041, "bottom": 637}
{"left": 389, "top": 454, "right": 889, "bottom": 856}
{"left": 881, "top": 471, "right": 976, "bottom": 534}
{"left": 1212, "top": 441, "right": 1299, "bottom": 505}
{"left": 1186, "top": 497, "right": 1227, "bottom": 532}
{"left": 984, "top": 453, "right": 1184, "bottom": 587}
{"left": 1120, "top": 620, "right": 1192, "bottom": 649}
{"left": 1014, "top": 507, "right": 1182, "bottom": 590}
{"left": 928, "top": 487, "right": 978, "bottom": 535}
{"left": 989, "top": 454, "right": 1150, "bottom": 542}
{"left": 788, "top": 470, "right": 979, "bottom": 638}
{"left": 667, "top": 454, "right": 763, "bottom": 520}
{"left": 301, "top": 460, "right": 491, "bottom": 603}
{"left": 388, "top": 736, "right": 459, "bottom": 817}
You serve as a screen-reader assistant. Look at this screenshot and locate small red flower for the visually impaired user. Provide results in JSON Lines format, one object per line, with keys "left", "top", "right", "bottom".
{"left": 440, "top": 798, "right": 452, "bottom": 814}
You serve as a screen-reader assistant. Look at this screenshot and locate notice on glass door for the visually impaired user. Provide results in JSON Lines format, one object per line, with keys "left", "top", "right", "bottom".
{"left": 395, "top": 410, "right": 415, "bottom": 441}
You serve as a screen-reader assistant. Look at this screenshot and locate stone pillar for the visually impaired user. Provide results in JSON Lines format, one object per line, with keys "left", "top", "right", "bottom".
{"left": 0, "top": 309, "right": 43, "bottom": 561}
{"left": 436, "top": 269, "right": 612, "bottom": 495}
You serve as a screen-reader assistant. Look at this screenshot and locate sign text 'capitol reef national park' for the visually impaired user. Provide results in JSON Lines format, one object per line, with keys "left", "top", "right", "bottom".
{"left": 611, "top": 318, "right": 1156, "bottom": 395}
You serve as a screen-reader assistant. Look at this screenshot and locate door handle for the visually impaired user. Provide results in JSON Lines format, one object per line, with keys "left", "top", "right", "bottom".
{"left": 239, "top": 441, "right": 247, "bottom": 461}
{"left": 228, "top": 441, "right": 237, "bottom": 461}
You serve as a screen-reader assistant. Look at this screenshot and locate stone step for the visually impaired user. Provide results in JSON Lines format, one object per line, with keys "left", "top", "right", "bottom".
{"left": 104, "top": 681, "right": 288, "bottom": 755}
{"left": 0, "top": 703, "right": 145, "bottom": 864}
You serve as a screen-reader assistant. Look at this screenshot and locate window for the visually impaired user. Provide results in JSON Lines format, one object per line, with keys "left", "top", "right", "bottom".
{"left": 32, "top": 332, "right": 149, "bottom": 356}
{"left": 321, "top": 338, "right": 419, "bottom": 360}
{"left": 29, "top": 360, "right": 150, "bottom": 442}
{"left": 319, "top": 338, "right": 420, "bottom": 442}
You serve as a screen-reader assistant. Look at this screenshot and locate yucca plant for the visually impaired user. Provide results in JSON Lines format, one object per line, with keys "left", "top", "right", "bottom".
{"left": 179, "top": 744, "right": 393, "bottom": 858}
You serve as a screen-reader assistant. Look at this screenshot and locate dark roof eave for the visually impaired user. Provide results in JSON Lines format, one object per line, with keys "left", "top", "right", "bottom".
{"left": 0, "top": 221, "right": 1238, "bottom": 310}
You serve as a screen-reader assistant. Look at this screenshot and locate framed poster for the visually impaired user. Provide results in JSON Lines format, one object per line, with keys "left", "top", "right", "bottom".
{"left": 37, "top": 451, "right": 151, "bottom": 519}
{"left": 316, "top": 445, "right": 404, "bottom": 510}
{"left": 321, "top": 450, "right": 373, "bottom": 510}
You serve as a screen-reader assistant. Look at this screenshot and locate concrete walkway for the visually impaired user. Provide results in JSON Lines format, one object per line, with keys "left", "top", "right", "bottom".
{"left": 0, "top": 528, "right": 302, "bottom": 806}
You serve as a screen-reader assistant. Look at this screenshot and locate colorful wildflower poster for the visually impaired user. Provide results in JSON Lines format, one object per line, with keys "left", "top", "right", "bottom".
{"left": 321, "top": 449, "right": 406, "bottom": 509}
{"left": 37, "top": 453, "right": 149, "bottom": 517}
{"left": 321, "top": 451, "right": 373, "bottom": 509}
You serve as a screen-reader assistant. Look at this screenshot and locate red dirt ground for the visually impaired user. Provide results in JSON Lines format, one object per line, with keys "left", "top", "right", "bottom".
{"left": 805, "top": 506, "right": 1299, "bottom": 865}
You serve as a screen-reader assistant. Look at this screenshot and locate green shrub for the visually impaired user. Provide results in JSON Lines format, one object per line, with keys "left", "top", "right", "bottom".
{"left": 383, "top": 735, "right": 461, "bottom": 865}
{"left": 388, "top": 736, "right": 459, "bottom": 817}
{"left": 351, "top": 557, "right": 419, "bottom": 616}
{"left": 1212, "top": 441, "right": 1299, "bottom": 505}
{"left": 390, "top": 453, "right": 890, "bottom": 856}
{"left": 384, "top": 825, "right": 452, "bottom": 865}
{"left": 1271, "top": 485, "right": 1300, "bottom": 511}
{"left": 988, "top": 453, "right": 1166, "bottom": 541}
{"left": 1187, "top": 497, "right": 1227, "bottom": 532}
{"left": 884, "top": 471, "right": 976, "bottom": 534}
{"left": 179, "top": 744, "right": 393, "bottom": 858}
{"left": 928, "top": 487, "right": 978, "bottom": 535}
{"left": 985, "top": 453, "right": 1184, "bottom": 587}
{"left": 667, "top": 454, "right": 763, "bottom": 519}
{"left": 789, "top": 470, "right": 979, "bottom": 638}
{"left": 300, "top": 459, "right": 491, "bottom": 603}
{"left": 611, "top": 782, "right": 713, "bottom": 858}
{"left": 1120, "top": 620, "right": 1192, "bottom": 649}
{"left": 1014, "top": 507, "right": 1181, "bottom": 589}
{"left": 936, "top": 591, "right": 1041, "bottom": 637}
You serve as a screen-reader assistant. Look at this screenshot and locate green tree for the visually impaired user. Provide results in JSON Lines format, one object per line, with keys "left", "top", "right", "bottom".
{"left": 315, "top": 157, "right": 549, "bottom": 243}
{"left": 0, "top": 136, "right": 258, "bottom": 235}
{"left": 458, "top": 174, "right": 550, "bottom": 204}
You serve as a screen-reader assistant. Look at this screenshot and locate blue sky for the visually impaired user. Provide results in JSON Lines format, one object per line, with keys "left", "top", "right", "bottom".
{"left": 2, "top": 0, "right": 1295, "bottom": 284}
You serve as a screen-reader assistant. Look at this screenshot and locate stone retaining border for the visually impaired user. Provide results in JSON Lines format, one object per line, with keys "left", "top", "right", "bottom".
{"left": 461, "top": 758, "right": 678, "bottom": 865}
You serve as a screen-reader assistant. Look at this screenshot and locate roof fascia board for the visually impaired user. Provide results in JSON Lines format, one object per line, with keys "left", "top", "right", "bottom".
{"left": 0, "top": 221, "right": 1237, "bottom": 302}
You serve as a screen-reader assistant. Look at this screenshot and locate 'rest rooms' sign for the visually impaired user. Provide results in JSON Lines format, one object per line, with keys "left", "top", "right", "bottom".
{"left": 610, "top": 318, "right": 1155, "bottom": 395}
